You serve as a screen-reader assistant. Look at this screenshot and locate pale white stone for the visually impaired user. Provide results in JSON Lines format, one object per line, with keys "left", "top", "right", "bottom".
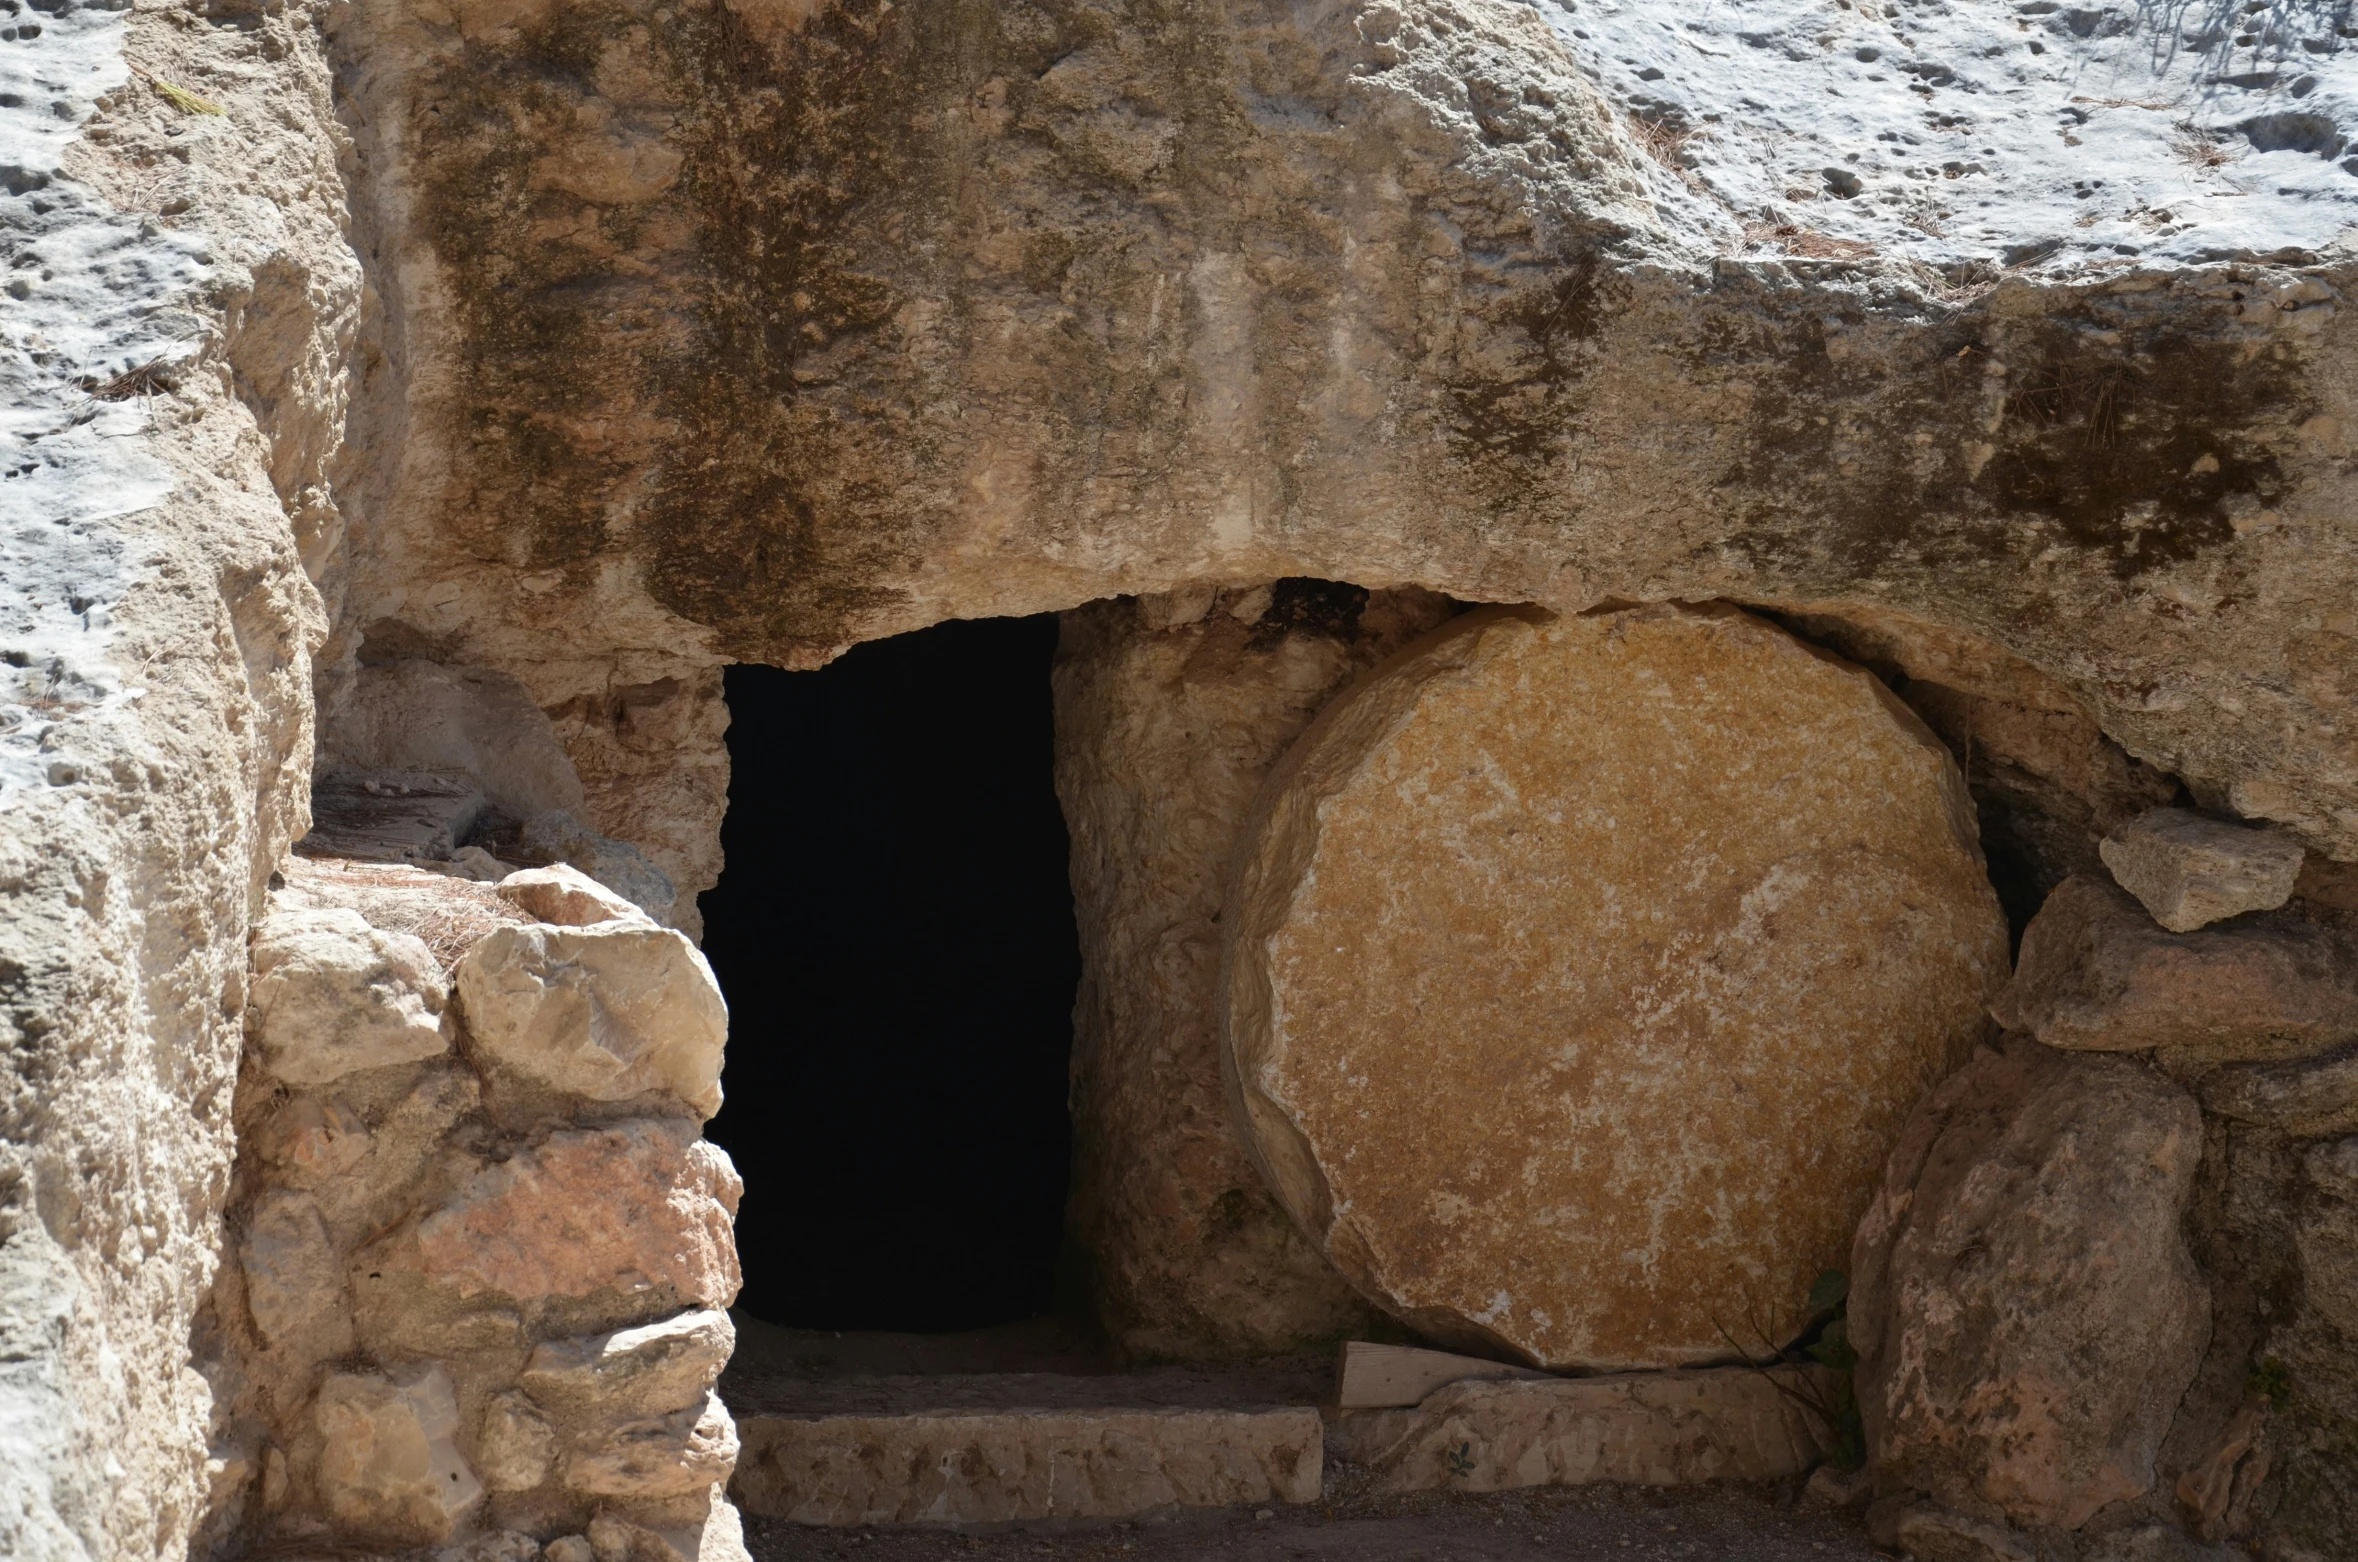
{"left": 2100, "top": 808, "right": 2306, "bottom": 932}
{"left": 454, "top": 923, "right": 727, "bottom": 1114}
{"left": 314, "top": 1364, "right": 485, "bottom": 1543}
{"left": 497, "top": 862, "right": 653, "bottom": 928}
{"left": 519, "top": 1308, "right": 735, "bottom": 1419}
{"left": 248, "top": 907, "right": 452, "bottom": 1084}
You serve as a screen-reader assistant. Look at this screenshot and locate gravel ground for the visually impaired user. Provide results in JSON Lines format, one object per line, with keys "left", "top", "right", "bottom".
{"left": 744, "top": 1482, "right": 1882, "bottom": 1562}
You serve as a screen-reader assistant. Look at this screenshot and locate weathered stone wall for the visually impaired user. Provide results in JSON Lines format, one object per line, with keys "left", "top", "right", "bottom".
{"left": 202, "top": 859, "right": 747, "bottom": 1559}
{"left": 1054, "top": 581, "right": 1452, "bottom": 1358}
{"left": 1, "top": 1, "right": 356, "bottom": 1555}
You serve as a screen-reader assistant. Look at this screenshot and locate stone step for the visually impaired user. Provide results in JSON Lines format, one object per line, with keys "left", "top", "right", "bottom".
{"left": 725, "top": 1361, "right": 1833, "bottom": 1526}
{"left": 728, "top": 1372, "right": 1322, "bottom": 1526}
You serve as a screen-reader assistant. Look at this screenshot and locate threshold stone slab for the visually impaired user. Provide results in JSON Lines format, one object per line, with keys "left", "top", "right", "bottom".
{"left": 731, "top": 1397, "right": 1321, "bottom": 1525}
{"left": 1327, "top": 1366, "right": 1831, "bottom": 1494}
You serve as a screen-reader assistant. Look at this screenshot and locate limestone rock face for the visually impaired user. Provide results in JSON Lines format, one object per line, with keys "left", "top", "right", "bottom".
{"left": 248, "top": 907, "right": 452, "bottom": 1084}
{"left": 399, "top": 1122, "right": 742, "bottom": 1308}
{"left": 1221, "top": 603, "right": 2009, "bottom": 1369}
{"left": 1993, "top": 875, "right": 2358, "bottom": 1069}
{"left": 1851, "top": 1039, "right": 2209, "bottom": 1531}
{"left": 2101, "top": 808, "right": 2306, "bottom": 932}
{"left": 1054, "top": 585, "right": 1454, "bottom": 1358}
{"left": 454, "top": 923, "right": 728, "bottom": 1115}
{"left": 313, "top": 1365, "right": 485, "bottom": 1543}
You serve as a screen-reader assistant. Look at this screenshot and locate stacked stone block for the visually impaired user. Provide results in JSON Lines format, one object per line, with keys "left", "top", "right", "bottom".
{"left": 204, "top": 859, "right": 744, "bottom": 1561}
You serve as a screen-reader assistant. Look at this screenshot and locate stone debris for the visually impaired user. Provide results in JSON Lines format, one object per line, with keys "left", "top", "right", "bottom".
{"left": 455, "top": 922, "right": 728, "bottom": 1115}
{"left": 732, "top": 1404, "right": 1323, "bottom": 1525}
{"left": 247, "top": 906, "right": 452, "bottom": 1084}
{"left": 1852, "top": 1039, "right": 2208, "bottom": 1531}
{"left": 313, "top": 1365, "right": 484, "bottom": 1544}
{"left": 400, "top": 1120, "right": 742, "bottom": 1308}
{"left": 499, "top": 862, "right": 654, "bottom": 927}
{"left": 2101, "top": 808, "right": 2306, "bottom": 933}
{"left": 520, "top": 1309, "right": 736, "bottom": 1419}
{"left": 1993, "top": 875, "right": 2358, "bottom": 1069}
{"left": 1325, "top": 1367, "right": 1830, "bottom": 1494}
{"left": 1222, "top": 603, "right": 2009, "bottom": 1369}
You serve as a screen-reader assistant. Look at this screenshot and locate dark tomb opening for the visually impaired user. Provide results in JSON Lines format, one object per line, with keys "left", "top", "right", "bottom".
{"left": 700, "top": 615, "right": 1080, "bottom": 1334}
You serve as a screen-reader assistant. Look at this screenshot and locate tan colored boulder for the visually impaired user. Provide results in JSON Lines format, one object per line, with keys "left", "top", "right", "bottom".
{"left": 497, "top": 862, "right": 652, "bottom": 927}
{"left": 564, "top": 1390, "right": 740, "bottom": 1499}
{"left": 313, "top": 1364, "right": 484, "bottom": 1543}
{"left": 402, "top": 1121, "right": 742, "bottom": 1307}
{"left": 454, "top": 922, "right": 727, "bottom": 1115}
{"left": 2199, "top": 1043, "right": 2358, "bottom": 1139}
{"left": 1992, "top": 875, "right": 2358, "bottom": 1069}
{"left": 248, "top": 907, "right": 451, "bottom": 1084}
{"left": 2101, "top": 808, "right": 2305, "bottom": 932}
{"left": 240, "top": 1190, "right": 354, "bottom": 1362}
{"left": 475, "top": 1390, "right": 558, "bottom": 1492}
{"left": 521, "top": 1308, "right": 735, "bottom": 1419}
{"left": 1326, "top": 1366, "right": 1829, "bottom": 1494}
{"left": 1851, "top": 1039, "right": 2208, "bottom": 1531}
{"left": 1220, "top": 603, "right": 2009, "bottom": 1370}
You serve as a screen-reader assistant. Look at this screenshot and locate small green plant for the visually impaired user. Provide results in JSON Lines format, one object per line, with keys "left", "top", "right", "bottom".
{"left": 2247, "top": 1356, "right": 2294, "bottom": 1405}
{"left": 1444, "top": 1441, "right": 1476, "bottom": 1479}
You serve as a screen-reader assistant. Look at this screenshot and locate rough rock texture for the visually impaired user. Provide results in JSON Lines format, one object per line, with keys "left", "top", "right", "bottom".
{"left": 1222, "top": 602, "right": 2008, "bottom": 1369}
{"left": 1054, "top": 582, "right": 1454, "bottom": 1360}
{"left": 1325, "top": 1367, "right": 1831, "bottom": 1495}
{"left": 312, "top": 1365, "right": 485, "bottom": 1544}
{"left": 1992, "top": 874, "right": 2358, "bottom": 1070}
{"left": 1852, "top": 1038, "right": 2209, "bottom": 1533}
{"left": 204, "top": 863, "right": 748, "bottom": 1558}
{"left": 314, "top": 0, "right": 2358, "bottom": 893}
{"left": 2101, "top": 808, "right": 2307, "bottom": 933}
{"left": 380, "top": 1119, "right": 742, "bottom": 1311}
{"left": 498, "top": 862, "right": 653, "bottom": 928}
{"left": 733, "top": 1405, "right": 1323, "bottom": 1525}
{"left": 247, "top": 907, "right": 452, "bottom": 1084}
{"left": 455, "top": 923, "right": 730, "bottom": 1115}
{"left": 0, "top": 0, "right": 358, "bottom": 1555}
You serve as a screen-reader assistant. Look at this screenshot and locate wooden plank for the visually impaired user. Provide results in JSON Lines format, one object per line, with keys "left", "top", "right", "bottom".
{"left": 1333, "top": 1340, "right": 1552, "bottom": 1410}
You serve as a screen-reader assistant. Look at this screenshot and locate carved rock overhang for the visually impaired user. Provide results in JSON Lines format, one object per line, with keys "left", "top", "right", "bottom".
{"left": 331, "top": 0, "right": 2358, "bottom": 859}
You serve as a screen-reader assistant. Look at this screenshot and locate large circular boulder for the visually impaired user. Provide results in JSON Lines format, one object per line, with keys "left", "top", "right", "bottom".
{"left": 1218, "top": 603, "right": 2009, "bottom": 1369}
